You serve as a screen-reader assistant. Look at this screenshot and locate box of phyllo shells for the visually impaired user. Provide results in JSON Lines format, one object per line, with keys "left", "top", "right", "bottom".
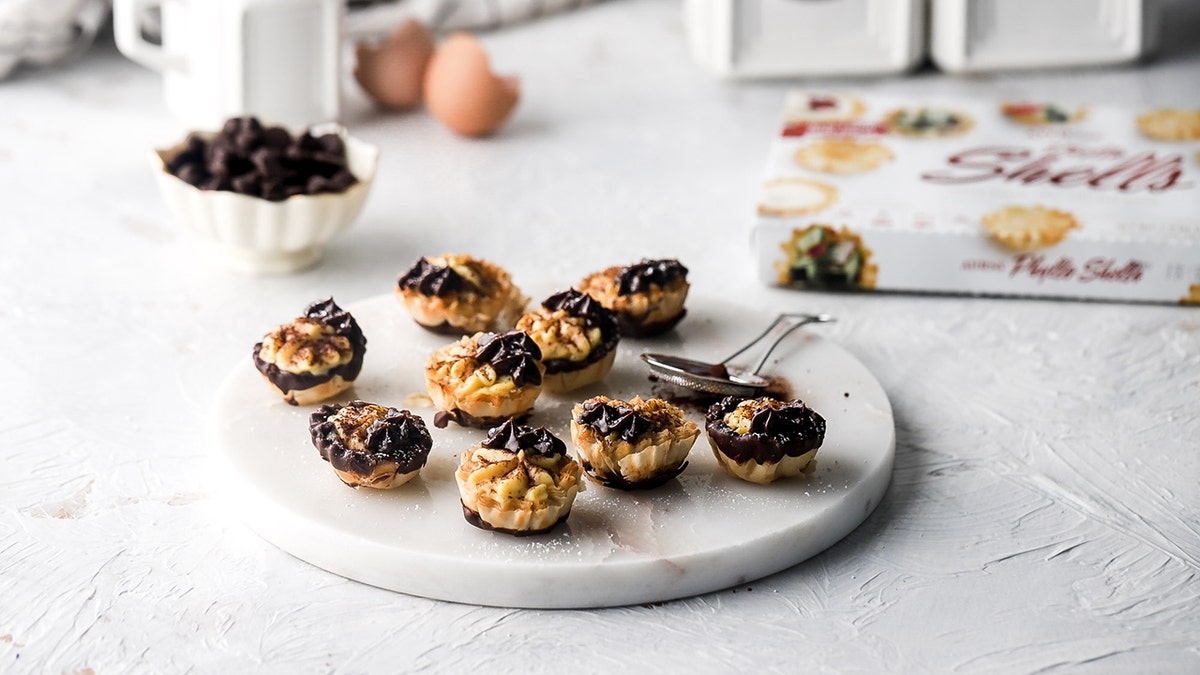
{"left": 751, "top": 92, "right": 1200, "bottom": 305}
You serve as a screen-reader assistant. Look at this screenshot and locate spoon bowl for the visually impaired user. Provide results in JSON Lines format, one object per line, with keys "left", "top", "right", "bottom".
{"left": 640, "top": 313, "right": 835, "bottom": 397}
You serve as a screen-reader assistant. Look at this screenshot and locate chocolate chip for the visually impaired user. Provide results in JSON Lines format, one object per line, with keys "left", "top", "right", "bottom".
{"left": 318, "top": 134, "right": 344, "bottom": 155}
{"left": 329, "top": 170, "right": 356, "bottom": 191}
{"left": 251, "top": 148, "right": 283, "bottom": 177}
{"left": 296, "top": 131, "right": 321, "bottom": 151}
{"left": 207, "top": 145, "right": 236, "bottom": 175}
{"left": 185, "top": 134, "right": 206, "bottom": 154}
{"left": 234, "top": 130, "right": 262, "bottom": 153}
{"left": 263, "top": 126, "right": 291, "bottom": 149}
{"left": 231, "top": 173, "right": 261, "bottom": 196}
{"left": 261, "top": 180, "right": 286, "bottom": 201}
{"left": 202, "top": 176, "right": 230, "bottom": 191}
{"left": 311, "top": 151, "right": 346, "bottom": 168}
{"left": 167, "top": 153, "right": 195, "bottom": 174}
{"left": 307, "top": 175, "right": 333, "bottom": 194}
{"left": 176, "top": 162, "right": 207, "bottom": 186}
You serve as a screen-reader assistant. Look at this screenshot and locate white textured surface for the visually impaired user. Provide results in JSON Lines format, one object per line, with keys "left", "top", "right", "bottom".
{"left": 2, "top": 0, "right": 1199, "bottom": 671}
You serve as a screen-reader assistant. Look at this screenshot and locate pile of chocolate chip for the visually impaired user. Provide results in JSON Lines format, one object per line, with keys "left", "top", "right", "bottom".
{"left": 166, "top": 117, "right": 357, "bottom": 201}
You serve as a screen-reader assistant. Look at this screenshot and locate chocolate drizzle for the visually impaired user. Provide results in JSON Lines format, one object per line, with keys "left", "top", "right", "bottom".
{"left": 476, "top": 330, "right": 543, "bottom": 387}
{"left": 481, "top": 419, "right": 566, "bottom": 457}
{"left": 705, "top": 396, "right": 825, "bottom": 464}
{"left": 252, "top": 298, "right": 366, "bottom": 403}
{"left": 616, "top": 259, "right": 688, "bottom": 294}
{"left": 576, "top": 399, "right": 653, "bottom": 442}
{"left": 309, "top": 401, "right": 433, "bottom": 478}
{"left": 432, "top": 408, "right": 530, "bottom": 430}
{"left": 397, "top": 258, "right": 466, "bottom": 297}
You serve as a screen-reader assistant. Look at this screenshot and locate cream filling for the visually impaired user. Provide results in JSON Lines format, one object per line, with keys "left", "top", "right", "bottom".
{"left": 517, "top": 310, "right": 602, "bottom": 362}
{"left": 426, "top": 254, "right": 489, "bottom": 293}
{"left": 257, "top": 318, "right": 354, "bottom": 376}
{"left": 331, "top": 403, "right": 391, "bottom": 453}
{"left": 723, "top": 398, "right": 785, "bottom": 435}
{"left": 459, "top": 447, "right": 580, "bottom": 512}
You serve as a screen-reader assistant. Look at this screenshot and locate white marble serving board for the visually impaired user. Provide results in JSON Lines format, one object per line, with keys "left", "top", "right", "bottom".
{"left": 211, "top": 293, "right": 895, "bottom": 608}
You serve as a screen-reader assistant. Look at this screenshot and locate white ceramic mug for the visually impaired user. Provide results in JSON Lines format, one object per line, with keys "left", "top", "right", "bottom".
{"left": 114, "top": 0, "right": 342, "bottom": 130}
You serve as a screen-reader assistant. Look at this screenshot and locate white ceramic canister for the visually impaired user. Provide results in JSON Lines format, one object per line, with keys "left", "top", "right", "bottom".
{"left": 684, "top": 0, "right": 926, "bottom": 78}
{"left": 930, "top": 0, "right": 1160, "bottom": 73}
{"left": 113, "top": 0, "right": 342, "bottom": 130}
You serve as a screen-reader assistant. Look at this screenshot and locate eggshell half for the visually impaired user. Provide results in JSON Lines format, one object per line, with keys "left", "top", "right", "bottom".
{"left": 424, "top": 33, "right": 520, "bottom": 137}
{"left": 354, "top": 19, "right": 435, "bottom": 110}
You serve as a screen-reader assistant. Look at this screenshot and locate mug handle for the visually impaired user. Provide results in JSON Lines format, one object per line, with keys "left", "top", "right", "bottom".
{"left": 113, "top": 0, "right": 186, "bottom": 72}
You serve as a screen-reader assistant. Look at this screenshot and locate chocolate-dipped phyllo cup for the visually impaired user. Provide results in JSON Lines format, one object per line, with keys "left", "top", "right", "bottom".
{"left": 455, "top": 419, "right": 583, "bottom": 535}
{"left": 425, "top": 330, "right": 545, "bottom": 429}
{"left": 253, "top": 298, "right": 366, "bottom": 405}
{"left": 515, "top": 289, "right": 620, "bottom": 393}
{"left": 396, "top": 254, "right": 528, "bottom": 335}
{"left": 705, "top": 396, "right": 826, "bottom": 484}
{"left": 309, "top": 401, "right": 433, "bottom": 489}
{"left": 570, "top": 395, "right": 699, "bottom": 490}
{"left": 578, "top": 258, "right": 689, "bottom": 337}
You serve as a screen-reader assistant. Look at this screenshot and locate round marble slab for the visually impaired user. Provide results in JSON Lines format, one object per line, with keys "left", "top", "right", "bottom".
{"left": 212, "top": 293, "right": 895, "bottom": 608}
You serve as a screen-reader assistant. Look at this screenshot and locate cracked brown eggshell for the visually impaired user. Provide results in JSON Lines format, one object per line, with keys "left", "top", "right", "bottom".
{"left": 424, "top": 32, "right": 520, "bottom": 137}
{"left": 354, "top": 19, "right": 435, "bottom": 110}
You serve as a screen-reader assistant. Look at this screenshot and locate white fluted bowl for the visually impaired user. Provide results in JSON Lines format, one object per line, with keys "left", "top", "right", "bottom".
{"left": 151, "top": 124, "right": 379, "bottom": 274}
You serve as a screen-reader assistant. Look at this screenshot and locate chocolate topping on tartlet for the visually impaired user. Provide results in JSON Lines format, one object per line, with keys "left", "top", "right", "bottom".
{"left": 309, "top": 401, "right": 433, "bottom": 478}
{"left": 252, "top": 298, "right": 366, "bottom": 402}
{"left": 397, "top": 257, "right": 466, "bottom": 297}
{"left": 475, "top": 330, "right": 543, "bottom": 387}
{"left": 616, "top": 259, "right": 689, "bottom": 294}
{"left": 305, "top": 297, "right": 364, "bottom": 338}
{"left": 481, "top": 418, "right": 566, "bottom": 457}
{"left": 541, "top": 289, "right": 610, "bottom": 329}
{"left": 575, "top": 399, "right": 653, "bottom": 442}
{"left": 536, "top": 289, "right": 621, "bottom": 374}
{"left": 705, "top": 396, "right": 826, "bottom": 464}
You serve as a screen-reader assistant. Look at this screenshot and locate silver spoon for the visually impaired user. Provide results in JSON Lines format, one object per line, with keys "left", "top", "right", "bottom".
{"left": 640, "top": 313, "right": 835, "bottom": 397}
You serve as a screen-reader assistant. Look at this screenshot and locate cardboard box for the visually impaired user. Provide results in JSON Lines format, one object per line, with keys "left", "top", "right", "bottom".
{"left": 752, "top": 92, "right": 1200, "bottom": 304}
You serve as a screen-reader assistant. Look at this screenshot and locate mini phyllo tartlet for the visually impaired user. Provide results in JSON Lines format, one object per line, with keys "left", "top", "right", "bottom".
{"left": 515, "top": 289, "right": 620, "bottom": 392}
{"left": 705, "top": 396, "right": 826, "bottom": 484}
{"left": 578, "top": 258, "right": 689, "bottom": 337}
{"left": 425, "top": 330, "right": 545, "bottom": 428}
{"left": 570, "top": 396, "right": 699, "bottom": 490}
{"left": 396, "top": 254, "right": 527, "bottom": 335}
{"left": 309, "top": 401, "right": 433, "bottom": 489}
{"left": 252, "top": 298, "right": 366, "bottom": 405}
{"left": 455, "top": 419, "right": 583, "bottom": 536}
